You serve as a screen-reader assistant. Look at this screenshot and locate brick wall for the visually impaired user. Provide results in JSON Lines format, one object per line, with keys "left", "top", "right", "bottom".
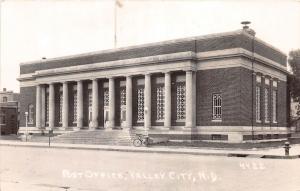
{"left": 196, "top": 67, "right": 242, "bottom": 126}
{"left": 20, "top": 86, "right": 36, "bottom": 127}
{"left": 19, "top": 68, "right": 288, "bottom": 129}
{"left": 277, "top": 80, "right": 288, "bottom": 127}
{"left": 0, "top": 107, "right": 18, "bottom": 135}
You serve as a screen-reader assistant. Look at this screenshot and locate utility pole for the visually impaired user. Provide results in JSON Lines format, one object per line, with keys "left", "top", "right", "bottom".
{"left": 241, "top": 21, "right": 256, "bottom": 141}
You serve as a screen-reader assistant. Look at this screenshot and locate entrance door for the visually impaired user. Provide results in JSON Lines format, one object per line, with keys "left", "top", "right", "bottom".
{"left": 104, "top": 106, "right": 109, "bottom": 128}
{"left": 120, "top": 105, "right": 126, "bottom": 128}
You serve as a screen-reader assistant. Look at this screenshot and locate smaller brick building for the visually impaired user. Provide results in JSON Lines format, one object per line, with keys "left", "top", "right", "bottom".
{"left": 0, "top": 88, "right": 20, "bottom": 135}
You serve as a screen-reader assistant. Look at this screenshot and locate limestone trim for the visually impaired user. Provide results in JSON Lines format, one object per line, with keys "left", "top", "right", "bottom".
{"left": 18, "top": 48, "right": 288, "bottom": 86}
{"left": 195, "top": 126, "right": 290, "bottom": 133}
{"left": 197, "top": 48, "right": 287, "bottom": 72}
{"left": 33, "top": 51, "right": 196, "bottom": 77}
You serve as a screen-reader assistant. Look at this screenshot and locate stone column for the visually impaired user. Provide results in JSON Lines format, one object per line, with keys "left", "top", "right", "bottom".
{"left": 49, "top": 83, "right": 55, "bottom": 129}
{"left": 185, "top": 70, "right": 195, "bottom": 128}
{"left": 62, "top": 82, "right": 69, "bottom": 129}
{"left": 91, "top": 79, "right": 99, "bottom": 129}
{"left": 77, "top": 80, "right": 83, "bottom": 129}
{"left": 36, "top": 84, "right": 42, "bottom": 128}
{"left": 164, "top": 72, "right": 171, "bottom": 128}
{"left": 144, "top": 73, "right": 151, "bottom": 129}
{"left": 126, "top": 75, "right": 132, "bottom": 128}
{"left": 108, "top": 77, "right": 115, "bottom": 128}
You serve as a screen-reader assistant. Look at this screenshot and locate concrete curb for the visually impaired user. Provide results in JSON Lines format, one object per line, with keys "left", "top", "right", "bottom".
{"left": 1, "top": 141, "right": 299, "bottom": 159}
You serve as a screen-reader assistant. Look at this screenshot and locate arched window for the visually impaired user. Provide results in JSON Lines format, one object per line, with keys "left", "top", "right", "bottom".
{"left": 28, "top": 104, "right": 34, "bottom": 124}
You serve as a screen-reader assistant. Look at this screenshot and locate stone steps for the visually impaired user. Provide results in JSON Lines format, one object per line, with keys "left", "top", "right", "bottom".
{"left": 25, "top": 129, "right": 166, "bottom": 146}
{"left": 50, "top": 129, "right": 135, "bottom": 146}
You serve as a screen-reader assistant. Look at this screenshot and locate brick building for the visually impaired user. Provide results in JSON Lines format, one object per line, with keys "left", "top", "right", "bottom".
{"left": 18, "top": 27, "right": 290, "bottom": 143}
{"left": 0, "top": 88, "right": 20, "bottom": 135}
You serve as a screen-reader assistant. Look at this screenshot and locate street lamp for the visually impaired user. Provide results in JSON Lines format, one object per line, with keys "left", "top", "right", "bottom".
{"left": 25, "top": 111, "right": 28, "bottom": 142}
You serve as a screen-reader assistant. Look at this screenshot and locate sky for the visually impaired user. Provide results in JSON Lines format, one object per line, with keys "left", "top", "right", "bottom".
{"left": 1, "top": 0, "right": 300, "bottom": 93}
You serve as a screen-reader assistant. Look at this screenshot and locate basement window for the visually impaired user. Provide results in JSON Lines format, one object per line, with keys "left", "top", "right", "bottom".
{"left": 211, "top": 134, "right": 222, "bottom": 140}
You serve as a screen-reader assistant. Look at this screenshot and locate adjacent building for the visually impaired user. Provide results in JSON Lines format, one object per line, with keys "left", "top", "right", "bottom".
{"left": 0, "top": 88, "right": 20, "bottom": 135}
{"left": 18, "top": 27, "right": 290, "bottom": 143}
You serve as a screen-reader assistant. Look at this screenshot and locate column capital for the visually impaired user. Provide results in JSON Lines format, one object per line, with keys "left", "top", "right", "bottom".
{"left": 36, "top": 83, "right": 44, "bottom": 87}
{"left": 91, "top": 78, "right": 98, "bottom": 81}
{"left": 107, "top": 76, "right": 116, "bottom": 80}
{"left": 125, "top": 74, "right": 133, "bottom": 78}
{"left": 184, "top": 69, "right": 194, "bottom": 73}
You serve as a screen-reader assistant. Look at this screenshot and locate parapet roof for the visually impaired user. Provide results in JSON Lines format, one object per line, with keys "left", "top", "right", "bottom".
{"left": 20, "top": 29, "right": 287, "bottom": 74}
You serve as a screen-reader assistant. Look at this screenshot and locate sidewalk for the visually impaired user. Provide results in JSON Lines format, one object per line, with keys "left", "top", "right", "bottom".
{"left": 0, "top": 139, "right": 299, "bottom": 159}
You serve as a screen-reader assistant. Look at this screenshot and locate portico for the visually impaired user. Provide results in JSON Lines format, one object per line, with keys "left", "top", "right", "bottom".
{"left": 34, "top": 69, "right": 196, "bottom": 130}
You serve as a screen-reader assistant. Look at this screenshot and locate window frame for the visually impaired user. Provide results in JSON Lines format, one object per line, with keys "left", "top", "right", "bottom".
{"left": 212, "top": 93, "right": 222, "bottom": 122}
{"left": 176, "top": 83, "right": 186, "bottom": 122}
{"left": 45, "top": 90, "right": 49, "bottom": 125}
{"left": 59, "top": 91, "right": 63, "bottom": 124}
{"left": 264, "top": 87, "right": 270, "bottom": 123}
{"left": 156, "top": 85, "right": 165, "bottom": 122}
{"left": 28, "top": 104, "right": 34, "bottom": 124}
{"left": 2, "top": 96, "right": 8, "bottom": 102}
{"left": 272, "top": 89, "right": 278, "bottom": 123}
{"left": 255, "top": 86, "right": 261, "bottom": 123}
{"left": 137, "top": 87, "right": 145, "bottom": 123}
{"left": 73, "top": 90, "right": 77, "bottom": 123}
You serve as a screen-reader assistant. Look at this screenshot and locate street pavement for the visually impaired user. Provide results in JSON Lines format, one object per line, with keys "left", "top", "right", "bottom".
{"left": 0, "top": 145, "right": 300, "bottom": 191}
{"left": 1, "top": 140, "right": 300, "bottom": 158}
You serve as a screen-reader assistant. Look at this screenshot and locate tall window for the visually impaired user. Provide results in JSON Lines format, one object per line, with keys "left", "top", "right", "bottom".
{"left": 2, "top": 97, "right": 7, "bottom": 102}
{"left": 88, "top": 89, "right": 92, "bottom": 121}
{"left": 272, "top": 90, "right": 277, "bottom": 123}
{"left": 137, "top": 88, "right": 144, "bottom": 122}
{"left": 176, "top": 84, "right": 186, "bottom": 120}
{"left": 28, "top": 104, "right": 34, "bottom": 124}
{"left": 45, "top": 92, "right": 49, "bottom": 125}
{"left": 59, "top": 91, "right": 63, "bottom": 123}
{"left": 104, "top": 89, "right": 109, "bottom": 107}
{"left": 120, "top": 88, "right": 126, "bottom": 121}
{"left": 264, "top": 88, "right": 269, "bottom": 123}
{"left": 73, "top": 91, "right": 77, "bottom": 122}
{"left": 156, "top": 86, "right": 165, "bottom": 121}
{"left": 212, "top": 94, "right": 222, "bottom": 120}
{"left": 256, "top": 86, "right": 261, "bottom": 122}
{"left": 120, "top": 88, "right": 126, "bottom": 106}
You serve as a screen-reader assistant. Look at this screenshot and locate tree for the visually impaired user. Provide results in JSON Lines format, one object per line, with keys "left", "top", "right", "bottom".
{"left": 288, "top": 49, "right": 300, "bottom": 116}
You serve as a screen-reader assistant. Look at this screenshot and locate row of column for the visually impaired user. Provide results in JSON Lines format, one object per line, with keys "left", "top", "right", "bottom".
{"left": 35, "top": 70, "right": 196, "bottom": 129}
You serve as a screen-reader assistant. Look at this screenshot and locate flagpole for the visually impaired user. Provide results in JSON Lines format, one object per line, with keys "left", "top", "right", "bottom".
{"left": 114, "top": 0, "right": 117, "bottom": 48}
